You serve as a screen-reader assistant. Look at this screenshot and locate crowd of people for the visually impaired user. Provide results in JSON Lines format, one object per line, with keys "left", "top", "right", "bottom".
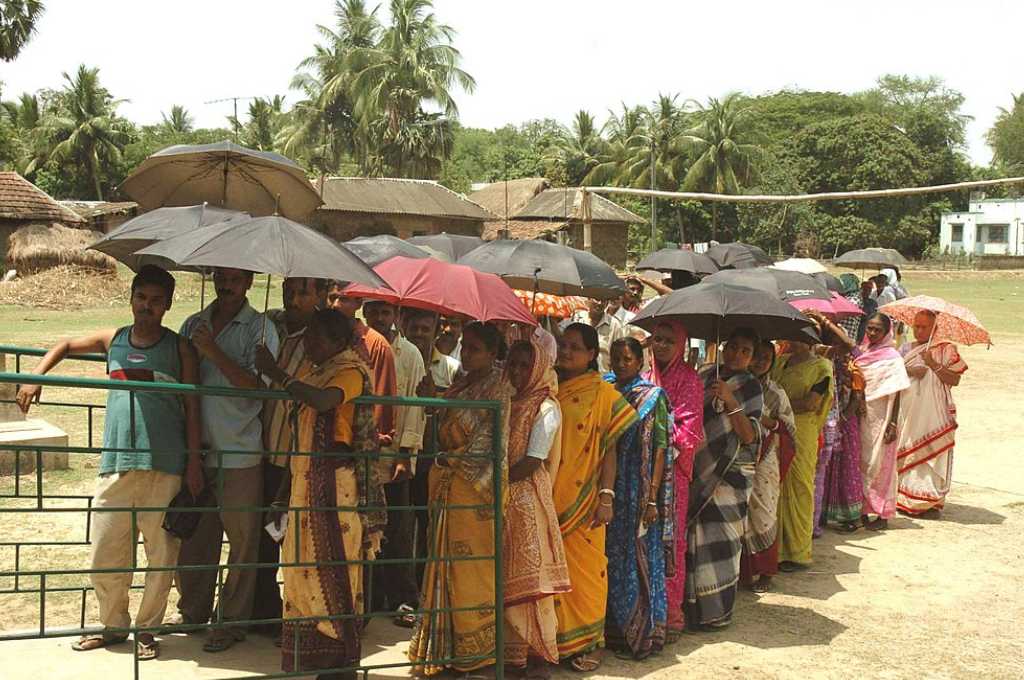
{"left": 13, "top": 261, "right": 968, "bottom": 680}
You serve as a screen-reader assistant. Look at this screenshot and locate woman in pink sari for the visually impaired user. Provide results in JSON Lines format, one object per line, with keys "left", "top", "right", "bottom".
{"left": 853, "top": 313, "right": 910, "bottom": 531}
{"left": 643, "top": 320, "right": 704, "bottom": 640}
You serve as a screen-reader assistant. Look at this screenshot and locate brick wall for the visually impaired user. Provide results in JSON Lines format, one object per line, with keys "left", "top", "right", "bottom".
{"left": 310, "top": 211, "right": 483, "bottom": 242}
{"left": 564, "top": 222, "right": 629, "bottom": 269}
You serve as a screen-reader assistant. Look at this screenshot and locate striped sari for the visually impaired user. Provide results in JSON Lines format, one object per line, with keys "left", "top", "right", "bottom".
{"left": 552, "top": 371, "right": 638, "bottom": 659}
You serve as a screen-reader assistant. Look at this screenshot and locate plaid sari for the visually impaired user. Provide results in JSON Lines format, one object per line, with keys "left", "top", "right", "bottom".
{"left": 684, "top": 367, "right": 763, "bottom": 627}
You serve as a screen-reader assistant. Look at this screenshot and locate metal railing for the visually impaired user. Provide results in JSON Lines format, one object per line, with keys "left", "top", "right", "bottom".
{"left": 0, "top": 346, "right": 505, "bottom": 680}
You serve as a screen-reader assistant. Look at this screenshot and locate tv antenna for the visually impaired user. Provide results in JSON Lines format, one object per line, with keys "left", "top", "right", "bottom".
{"left": 203, "top": 95, "right": 264, "bottom": 141}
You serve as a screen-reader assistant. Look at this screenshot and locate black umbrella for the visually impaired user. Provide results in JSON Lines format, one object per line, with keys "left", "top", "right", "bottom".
{"left": 703, "top": 267, "right": 832, "bottom": 302}
{"left": 457, "top": 239, "right": 624, "bottom": 300}
{"left": 344, "top": 234, "right": 439, "bottom": 266}
{"left": 705, "top": 242, "right": 774, "bottom": 269}
{"left": 136, "top": 215, "right": 386, "bottom": 286}
{"left": 834, "top": 248, "right": 907, "bottom": 269}
{"left": 629, "top": 279, "right": 814, "bottom": 342}
{"left": 120, "top": 140, "right": 322, "bottom": 220}
{"left": 635, "top": 248, "right": 718, "bottom": 276}
{"left": 812, "top": 271, "right": 844, "bottom": 293}
{"left": 89, "top": 204, "right": 249, "bottom": 271}
{"left": 408, "top": 233, "right": 484, "bottom": 261}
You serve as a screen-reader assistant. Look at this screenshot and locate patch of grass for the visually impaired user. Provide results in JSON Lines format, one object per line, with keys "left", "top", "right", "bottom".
{"left": 900, "top": 272, "right": 1023, "bottom": 337}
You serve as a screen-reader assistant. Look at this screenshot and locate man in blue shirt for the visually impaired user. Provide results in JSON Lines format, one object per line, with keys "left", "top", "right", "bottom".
{"left": 172, "top": 267, "right": 279, "bottom": 653}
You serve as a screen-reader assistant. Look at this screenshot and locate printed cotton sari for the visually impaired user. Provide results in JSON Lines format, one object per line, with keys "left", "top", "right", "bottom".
{"left": 896, "top": 341, "right": 967, "bottom": 514}
{"left": 552, "top": 371, "right": 637, "bottom": 659}
{"left": 408, "top": 368, "right": 512, "bottom": 676}
{"left": 774, "top": 354, "right": 834, "bottom": 565}
{"left": 822, "top": 355, "right": 865, "bottom": 526}
{"left": 603, "top": 373, "right": 672, "bottom": 658}
{"left": 281, "top": 350, "right": 377, "bottom": 675}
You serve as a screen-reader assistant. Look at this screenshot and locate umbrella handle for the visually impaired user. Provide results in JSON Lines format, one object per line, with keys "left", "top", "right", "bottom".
{"left": 530, "top": 268, "right": 541, "bottom": 316}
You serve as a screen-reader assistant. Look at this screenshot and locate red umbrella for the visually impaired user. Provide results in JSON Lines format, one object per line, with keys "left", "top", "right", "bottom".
{"left": 790, "top": 293, "right": 863, "bottom": 319}
{"left": 343, "top": 256, "right": 537, "bottom": 326}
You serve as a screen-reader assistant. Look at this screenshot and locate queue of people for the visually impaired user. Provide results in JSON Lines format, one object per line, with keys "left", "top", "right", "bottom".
{"left": 13, "top": 262, "right": 967, "bottom": 679}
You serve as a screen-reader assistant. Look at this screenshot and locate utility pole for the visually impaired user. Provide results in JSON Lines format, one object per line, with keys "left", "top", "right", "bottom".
{"left": 650, "top": 140, "right": 657, "bottom": 252}
{"left": 203, "top": 95, "right": 263, "bottom": 141}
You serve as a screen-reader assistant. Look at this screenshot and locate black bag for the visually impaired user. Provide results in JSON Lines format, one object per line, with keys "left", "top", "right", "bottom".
{"left": 161, "top": 485, "right": 216, "bottom": 540}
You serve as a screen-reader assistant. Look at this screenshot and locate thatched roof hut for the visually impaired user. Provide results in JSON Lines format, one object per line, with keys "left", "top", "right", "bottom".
{"left": 0, "top": 171, "right": 89, "bottom": 268}
{"left": 6, "top": 223, "right": 115, "bottom": 275}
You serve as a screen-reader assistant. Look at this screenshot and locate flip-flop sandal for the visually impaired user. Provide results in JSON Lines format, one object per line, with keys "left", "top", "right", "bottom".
{"left": 569, "top": 654, "right": 602, "bottom": 672}
{"left": 393, "top": 603, "right": 418, "bottom": 628}
{"left": 835, "top": 522, "right": 860, "bottom": 534}
{"left": 71, "top": 634, "right": 128, "bottom": 651}
{"left": 202, "top": 633, "right": 237, "bottom": 653}
{"left": 135, "top": 637, "right": 159, "bottom": 661}
{"left": 751, "top": 581, "right": 772, "bottom": 594}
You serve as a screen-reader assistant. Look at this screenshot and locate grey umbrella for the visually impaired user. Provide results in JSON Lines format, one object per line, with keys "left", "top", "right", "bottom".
{"left": 88, "top": 204, "right": 249, "bottom": 271}
{"left": 408, "top": 233, "right": 485, "bottom": 261}
{"left": 703, "top": 267, "right": 832, "bottom": 302}
{"left": 119, "top": 140, "right": 323, "bottom": 221}
{"left": 636, "top": 247, "right": 718, "bottom": 276}
{"left": 343, "top": 234, "right": 441, "bottom": 266}
{"left": 834, "top": 248, "right": 907, "bottom": 269}
{"left": 629, "top": 279, "right": 815, "bottom": 342}
{"left": 705, "top": 242, "right": 774, "bottom": 269}
{"left": 136, "top": 215, "right": 386, "bottom": 287}
{"left": 457, "top": 239, "right": 625, "bottom": 300}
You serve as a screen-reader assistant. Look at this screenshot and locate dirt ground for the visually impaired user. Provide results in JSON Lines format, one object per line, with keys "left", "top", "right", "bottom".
{"left": 0, "top": 270, "right": 1022, "bottom": 679}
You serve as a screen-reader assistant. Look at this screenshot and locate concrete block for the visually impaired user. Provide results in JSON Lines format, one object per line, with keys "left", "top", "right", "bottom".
{"left": 0, "top": 418, "right": 70, "bottom": 475}
{"left": 0, "top": 353, "right": 25, "bottom": 423}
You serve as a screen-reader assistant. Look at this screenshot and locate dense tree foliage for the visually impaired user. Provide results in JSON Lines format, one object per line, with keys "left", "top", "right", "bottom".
{"left": 0, "top": 0, "right": 44, "bottom": 61}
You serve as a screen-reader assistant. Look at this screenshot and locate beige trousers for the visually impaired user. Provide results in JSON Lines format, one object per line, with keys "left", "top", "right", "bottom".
{"left": 175, "top": 464, "right": 262, "bottom": 638}
{"left": 90, "top": 470, "right": 182, "bottom": 631}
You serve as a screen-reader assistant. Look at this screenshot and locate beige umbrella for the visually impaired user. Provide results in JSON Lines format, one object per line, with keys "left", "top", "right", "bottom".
{"left": 119, "top": 140, "right": 322, "bottom": 221}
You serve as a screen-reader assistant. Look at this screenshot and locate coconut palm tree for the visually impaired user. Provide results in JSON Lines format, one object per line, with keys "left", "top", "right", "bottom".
{"left": 679, "top": 93, "right": 764, "bottom": 239}
{"left": 38, "top": 64, "right": 131, "bottom": 199}
{"left": 350, "top": 0, "right": 475, "bottom": 177}
{"left": 1, "top": 90, "right": 47, "bottom": 175}
{"left": 160, "top": 105, "right": 194, "bottom": 135}
{"left": 281, "top": 0, "right": 380, "bottom": 175}
{"left": 0, "top": 0, "right": 45, "bottom": 61}
{"left": 231, "top": 95, "right": 285, "bottom": 151}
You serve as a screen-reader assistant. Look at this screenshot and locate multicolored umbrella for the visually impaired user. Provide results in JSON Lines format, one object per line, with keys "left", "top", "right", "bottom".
{"left": 342, "top": 256, "right": 538, "bottom": 326}
{"left": 513, "top": 289, "right": 588, "bottom": 318}
{"left": 879, "top": 295, "right": 991, "bottom": 346}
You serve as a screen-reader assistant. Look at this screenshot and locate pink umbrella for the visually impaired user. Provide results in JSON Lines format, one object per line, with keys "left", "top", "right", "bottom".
{"left": 342, "top": 256, "right": 538, "bottom": 326}
{"left": 879, "top": 295, "right": 991, "bottom": 346}
{"left": 790, "top": 293, "right": 863, "bottom": 319}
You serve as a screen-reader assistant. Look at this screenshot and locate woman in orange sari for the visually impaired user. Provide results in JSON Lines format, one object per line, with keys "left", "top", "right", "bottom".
{"left": 408, "top": 322, "right": 512, "bottom": 677}
{"left": 552, "top": 323, "right": 638, "bottom": 672}
{"left": 503, "top": 340, "right": 571, "bottom": 679}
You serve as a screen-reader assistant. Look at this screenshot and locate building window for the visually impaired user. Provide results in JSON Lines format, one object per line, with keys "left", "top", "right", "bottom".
{"left": 987, "top": 225, "right": 1008, "bottom": 243}
{"left": 951, "top": 224, "right": 963, "bottom": 241}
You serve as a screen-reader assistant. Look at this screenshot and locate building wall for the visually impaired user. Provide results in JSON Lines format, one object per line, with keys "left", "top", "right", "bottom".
{"left": 310, "top": 211, "right": 483, "bottom": 243}
{"left": 563, "top": 221, "right": 629, "bottom": 269}
{"left": 940, "top": 202, "right": 1024, "bottom": 256}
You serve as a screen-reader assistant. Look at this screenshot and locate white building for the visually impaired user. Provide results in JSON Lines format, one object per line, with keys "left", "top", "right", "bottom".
{"left": 939, "top": 194, "right": 1024, "bottom": 256}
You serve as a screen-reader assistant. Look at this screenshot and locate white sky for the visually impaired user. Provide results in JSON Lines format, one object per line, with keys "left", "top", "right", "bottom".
{"left": 2, "top": 0, "right": 1021, "bottom": 166}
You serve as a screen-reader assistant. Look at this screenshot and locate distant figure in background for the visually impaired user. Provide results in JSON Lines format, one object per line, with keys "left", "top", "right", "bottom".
{"left": 896, "top": 311, "right": 967, "bottom": 516}
{"left": 18, "top": 265, "right": 202, "bottom": 661}
{"left": 873, "top": 274, "right": 897, "bottom": 307}
{"left": 435, "top": 315, "right": 464, "bottom": 362}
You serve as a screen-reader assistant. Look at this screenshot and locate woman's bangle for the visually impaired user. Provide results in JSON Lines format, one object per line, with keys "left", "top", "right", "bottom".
{"left": 646, "top": 501, "right": 658, "bottom": 508}
{"left": 727, "top": 406, "right": 743, "bottom": 416}
{"left": 599, "top": 488, "right": 615, "bottom": 499}
{"left": 599, "top": 500, "right": 613, "bottom": 507}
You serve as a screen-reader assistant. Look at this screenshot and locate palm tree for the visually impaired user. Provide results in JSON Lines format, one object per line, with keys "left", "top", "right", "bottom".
{"left": 281, "top": 0, "right": 380, "bottom": 175}
{"left": 350, "top": 0, "right": 475, "bottom": 177}
{"left": 231, "top": 95, "right": 285, "bottom": 151}
{"left": 986, "top": 92, "right": 1024, "bottom": 173}
{"left": 39, "top": 64, "right": 131, "bottom": 199}
{"left": 160, "top": 105, "right": 194, "bottom": 135}
{"left": 0, "top": 0, "right": 45, "bottom": 61}
{"left": 679, "top": 93, "right": 764, "bottom": 240}
{"left": 1, "top": 90, "right": 47, "bottom": 175}
{"left": 556, "top": 110, "right": 605, "bottom": 186}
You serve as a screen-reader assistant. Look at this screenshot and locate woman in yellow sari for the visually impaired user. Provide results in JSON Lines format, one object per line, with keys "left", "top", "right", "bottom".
{"left": 553, "top": 323, "right": 638, "bottom": 672}
{"left": 256, "top": 309, "right": 381, "bottom": 680}
{"left": 408, "top": 322, "right": 512, "bottom": 677}
{"left": 773, "top": 335, "right": 834, "bottom": 571}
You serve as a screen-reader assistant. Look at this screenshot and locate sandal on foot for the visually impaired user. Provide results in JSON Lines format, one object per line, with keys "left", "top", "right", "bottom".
{"left": 835, "top": 522, "right": 860, "bottom": 534}
{"left": 751, "top": 580, "right": 772, "bottom": 594}
{"left": 135, "top": 635, "right": 159, "bottom": 661}
{"left": 393, "top": 603, "right": 418, "bottom": 628}
{"left": 569, "top": 652, "right": 602, "bottom": 672}
{"left": 778, "top": 561, "right": 809, "bottom": 573}
{"left": 71, "top": 633, "right": 128, "bottom": 651}
{"left": 203, "top": 632, "right": 238, "bottom": 653}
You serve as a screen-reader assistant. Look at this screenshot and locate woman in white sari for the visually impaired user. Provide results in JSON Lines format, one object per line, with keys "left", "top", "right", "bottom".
{"left": 854, "top": 313, "right": 910, "bottom": 531}
{"left": 896, "top": 311, "right": 968, "bottom": 515}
